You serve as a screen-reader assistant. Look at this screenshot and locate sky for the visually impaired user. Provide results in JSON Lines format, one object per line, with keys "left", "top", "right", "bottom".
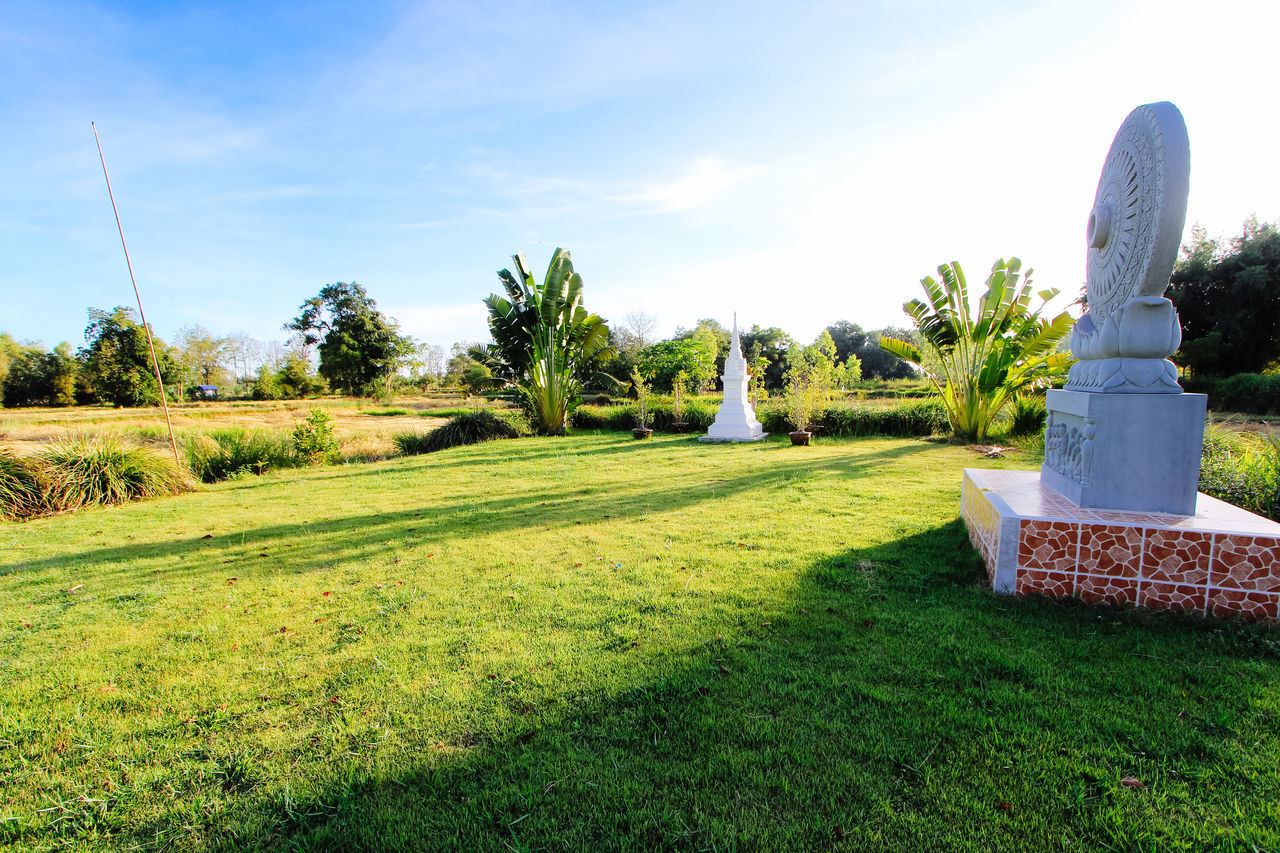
{"left": 3, "top": 0, "right": 1279, "bottom": 357}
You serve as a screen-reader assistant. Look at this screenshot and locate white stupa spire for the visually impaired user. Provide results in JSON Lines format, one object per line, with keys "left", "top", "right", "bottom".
{"left": 701, "top": 311, "right": 766, "bottom": 442}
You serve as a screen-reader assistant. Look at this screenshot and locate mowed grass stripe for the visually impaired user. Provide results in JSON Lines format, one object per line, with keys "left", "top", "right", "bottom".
{"left": 1, "top": 434, "right": 1277, "bottom": 852}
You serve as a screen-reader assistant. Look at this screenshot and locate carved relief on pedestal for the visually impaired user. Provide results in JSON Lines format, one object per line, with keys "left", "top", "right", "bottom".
{"left": 1043, "top": 412, "right": 1095, "bottom": 486}
{"left": 1065, "top": 101, "right": 1190, "bottom": 394}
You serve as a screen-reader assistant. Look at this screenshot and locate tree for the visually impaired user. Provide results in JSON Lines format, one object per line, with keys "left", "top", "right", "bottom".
{"left": 739, "top": 325, "right": 795, "bottom": 391}
{"left": 880, "top": 259, "right": 1073, "bottom": 441}
{"left": 674, "top": 319, "right": 731, "bottom": 384}
{"left": 471, "top": 248, "right": 616, "bottom": 435}
{"left": 624, "top": 311, "right": 659, "bottom": 347}
{"left": 2, "top": 343, "right": 76, "bottom": 407}
{"left": 824, "top": 320, "right": 917, "bottom": 380}
{"left": 637, "top": 338, "right": 716, "bottom": 393}
{"left": 0, "top": 333, "right": 25, "bottom": 391}
{"left": 175, "top": 325, "right": 231, "bottom": 387}
{"left": 1169, "top": 217, "right": 1280, "bottom": 375}
{"left": 79, "top": 307, "right": 182, "bottom": 407}
{"left": 286, "top": 282, "right": 413, "bottom": 396}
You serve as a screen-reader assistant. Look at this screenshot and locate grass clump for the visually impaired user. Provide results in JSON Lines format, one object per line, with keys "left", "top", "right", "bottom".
{"left": 37, "top": 434, "right": 190, "bottom": 510}
{"left": 395, "top": 409, "right": 523, "bottom": 455}
{"left": 1008, "top": 393, "right": 1048, "bottom": 437}
{"left": 363, "top": 407, "right": 413, "bottom": 417}
{"left": 184, "top": 428, "right": 298, "bottom": 483}
{"left": 0, "top": 448, "right": 44, "bottom": 520}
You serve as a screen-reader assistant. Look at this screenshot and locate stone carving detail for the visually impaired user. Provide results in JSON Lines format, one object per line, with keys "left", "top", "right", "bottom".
{"left": 1043, "top": 412, "right": 1094, "bottom": 485}
{"left": 1066, "top": 102, "right": 1190, "bottom": 394}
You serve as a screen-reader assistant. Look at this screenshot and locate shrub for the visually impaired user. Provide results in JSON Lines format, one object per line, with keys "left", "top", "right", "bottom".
{"left": 1183, "top": 373, "right": 1280, "bottom": 415}
{"left": 1009, "top": 394, "right": 1048, "bottom": 437}
{"left": 759, "top": 400, "right": 948, "bottom": 438}
{"left": 1199, "top": 422, "right": 1279, "bottom": 520}
{"left": 292, "top": 408, "right": 339, "bottom": 465}
{"left": 0, "top": 448, "right": 44, "bottom": 520}
{"left": 395, "top": 410, "right": 523, "bottom": 455}
{"left": 39, "top": 435, "right": 190, "bottom": 510}
{"left": 184, "top": 428, "right": 298, "bottom": 483}
{"left": 570, "top": 400, "right": 718, "bottom": 432}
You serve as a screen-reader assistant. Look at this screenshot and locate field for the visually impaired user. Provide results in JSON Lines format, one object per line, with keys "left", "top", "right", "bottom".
{"left": 1, "top": 405, "right": 1278, "bottom": 851}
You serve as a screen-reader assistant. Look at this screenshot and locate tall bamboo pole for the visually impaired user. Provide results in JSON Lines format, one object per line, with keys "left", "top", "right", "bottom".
{"left": 91, "top": 122, "right": 182, "bottom": 470}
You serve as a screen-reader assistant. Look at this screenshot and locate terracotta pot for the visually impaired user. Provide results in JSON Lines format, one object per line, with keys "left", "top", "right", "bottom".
{"left": 671, "top": 421, "right": 690, "bottom": 434}
{"left": 789, "top": 430, "right": 811, "bottom": 446}
{"left": 633, "top": 428, "right": 654, "bottom": 440}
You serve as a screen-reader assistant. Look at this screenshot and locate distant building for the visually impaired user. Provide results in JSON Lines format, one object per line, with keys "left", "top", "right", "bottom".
{"left": 196, "top": 385, "right": 219, "bottom": 399}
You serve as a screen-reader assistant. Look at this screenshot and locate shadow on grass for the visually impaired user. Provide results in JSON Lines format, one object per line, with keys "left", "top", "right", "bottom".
{"left": 3, "top": 438, "right": 936, "bottom": 579}
{"left": 152, "top": 523, "right": 1280, "bottom": 852}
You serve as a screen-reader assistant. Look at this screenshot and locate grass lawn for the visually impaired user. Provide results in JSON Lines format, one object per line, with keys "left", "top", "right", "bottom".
{"left": 1, "top": 432, "right": 1277, "bottom": 851}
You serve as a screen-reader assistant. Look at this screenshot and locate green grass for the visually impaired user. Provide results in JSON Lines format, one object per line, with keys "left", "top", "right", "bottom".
{"left": 1, "top": 434, "right": 1278, "bottom": 851}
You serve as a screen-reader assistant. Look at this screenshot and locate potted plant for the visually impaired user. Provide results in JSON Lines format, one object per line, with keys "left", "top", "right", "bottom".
{"left": 631, "top": 369, "right": 653, "bottom": 439}
{"left": 670, "top": 370, "right": 690, "bottom": 433}
{"left": 785, "top": 365, "right": 816, "bottom": 446}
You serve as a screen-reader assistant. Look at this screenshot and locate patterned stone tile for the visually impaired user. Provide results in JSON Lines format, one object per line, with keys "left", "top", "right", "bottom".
{"left": 1139, "top": 581, "right": 1206, "bottom": 615}
{"left": 1018, "top": 520, "right": 1079, "bottom": 573}
{"left": 1210, "top": 535, "right": 1280, "bottom": 592}
{"left": 1016, "top": 568, "right": 1074, "bottom": 599}
{"left": 1077, "top": 574, "right": 1139, "bottom": 607}
{"left": 1143, "top": 530, "right": 1213, "bottom": 585}
{"left": 1078, "top": 524, "right": 1143, "bottom": 578}
{"left": 1207, "top": 588, "right": 1280, "bottom": 621}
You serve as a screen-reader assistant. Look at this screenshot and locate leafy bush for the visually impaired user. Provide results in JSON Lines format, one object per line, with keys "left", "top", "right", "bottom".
{"left": 1183, "top": 374, "right": 1280, "bottom": 415}
{"left": 395, "top": 410, "right": 523, "bottom": 455}
{"left": 1199, "top": 422, "right": 1279, "bottom": 520}
{"left": 1009, "top": 394, "right": 1048, "bottom": 437}
{"left": 572, "top": 399, "right": 946, "bottom": 438}
{"left": 570, "top": 400, "right": 718, "bottom": 432}
{"left": 39, "top": 435, "right": 190, "bottom": 510}
{"left": 184, "top": 429, "right": 298, "bottom": 483}
{"left": 758, "top": 399, "right": 948, "bottom": 438}
{"left": 0, "top": 448, "right": 44, "bottom": 520}
{"left": 292, "top": 408, "right": 339, "bottom": 465}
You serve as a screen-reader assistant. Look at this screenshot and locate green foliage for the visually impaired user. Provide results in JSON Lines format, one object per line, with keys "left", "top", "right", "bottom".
{"left": 37, "top": 435, "right": 190, "bottom": 510}
{"left": 1009, "top": 394, "right": 1048, "bottom": 437}
{"left": 1, "top": 344, "right": 76, "bottom": 407}
{"left": 78, "top": 307, "right": 182, "bottom": 407}
{"left": 395, "top": 409, "right": 522, "bottom": 455}
{"left": 881, "top": 258, "right": 1073, "bottom": 441}
{"left": 759, "top": 399, "right": 948, "bottom": 438}
{"left": 1182, "top": 372, "right": 1280, "bottom": 415}
{"left": 471, "top": 249, "right": 616, "bottom": 435}
{"left": 292, "top": 408, "right": 339, "bottom": 465}
{"left": 630, "top": 368, "right": 651, "bottom": 429}
{"left": 637, "top": 338, "right": 716, "bottom": 393}
{"left": 0, "top": 448, "right": 44, "bottom": 520}
{"left": 826, "top": 320, "right": 920, "bottom": 380}
{"left": 739, "top": 325, "right": 795, "bottom": 390}
{"left": 461, "top": 362, "right": 497, "bottom": 397}
{"left": 287, "top": 282, "right": 413, "bottom": 396}
{"left": 183, "top": 429, "right": 299, "bottom": 483}
{"left": 671, "top": 371, "right": 688, "bottom": 422}
{"left": 571, "top": 399, "right": 946, "bottom": 438}
{"left": 1198, "top": 422, "right": 1279, "bottom": 521}
{"left": 1170, "top": 218, "right": 1280, "bottom": 376}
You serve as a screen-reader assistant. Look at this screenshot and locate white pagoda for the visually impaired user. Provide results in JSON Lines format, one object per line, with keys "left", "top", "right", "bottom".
{"left": 701, "top": 316, "right": 766, "bottom": 442}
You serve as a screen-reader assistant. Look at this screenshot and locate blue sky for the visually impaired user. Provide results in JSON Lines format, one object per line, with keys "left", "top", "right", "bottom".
{"left": 3, "top": 0, "right": 1278, "bottom": 355}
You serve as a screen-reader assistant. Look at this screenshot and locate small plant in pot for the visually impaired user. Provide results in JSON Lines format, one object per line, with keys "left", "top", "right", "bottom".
{"left": 670, "top": 370, "right": 690, "bottom": 433}
{"left": 631, "top": 369, "right": 653, "bottom": 439}
{"left": 785, "top": 365, "right": 817, "bottom": 446}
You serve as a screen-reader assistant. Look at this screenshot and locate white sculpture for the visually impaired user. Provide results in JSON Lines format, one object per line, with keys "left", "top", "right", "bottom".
{"left": 1066, "top": 101, "right": 1190, "bottom": 393}
{"left": 701, "top": 315, "right": 767, "bottom": 442}
{"left": 1042, "top": 101, "right": 1205, "bottom": 515}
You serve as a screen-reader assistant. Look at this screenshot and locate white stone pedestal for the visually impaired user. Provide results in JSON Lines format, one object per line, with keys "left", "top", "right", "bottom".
{"left": 1040, "top": 389, "right": 1207, "bottom": 516}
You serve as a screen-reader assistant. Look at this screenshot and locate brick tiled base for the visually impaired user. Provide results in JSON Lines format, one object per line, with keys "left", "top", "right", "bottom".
{"left": 962, "top": 469, "right": 1280, "bottom": 622}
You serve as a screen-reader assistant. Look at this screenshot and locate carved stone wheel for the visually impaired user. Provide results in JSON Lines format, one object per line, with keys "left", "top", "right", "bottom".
{"left": 1084, "top": 101, "right": 1190, "bottom": 326}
